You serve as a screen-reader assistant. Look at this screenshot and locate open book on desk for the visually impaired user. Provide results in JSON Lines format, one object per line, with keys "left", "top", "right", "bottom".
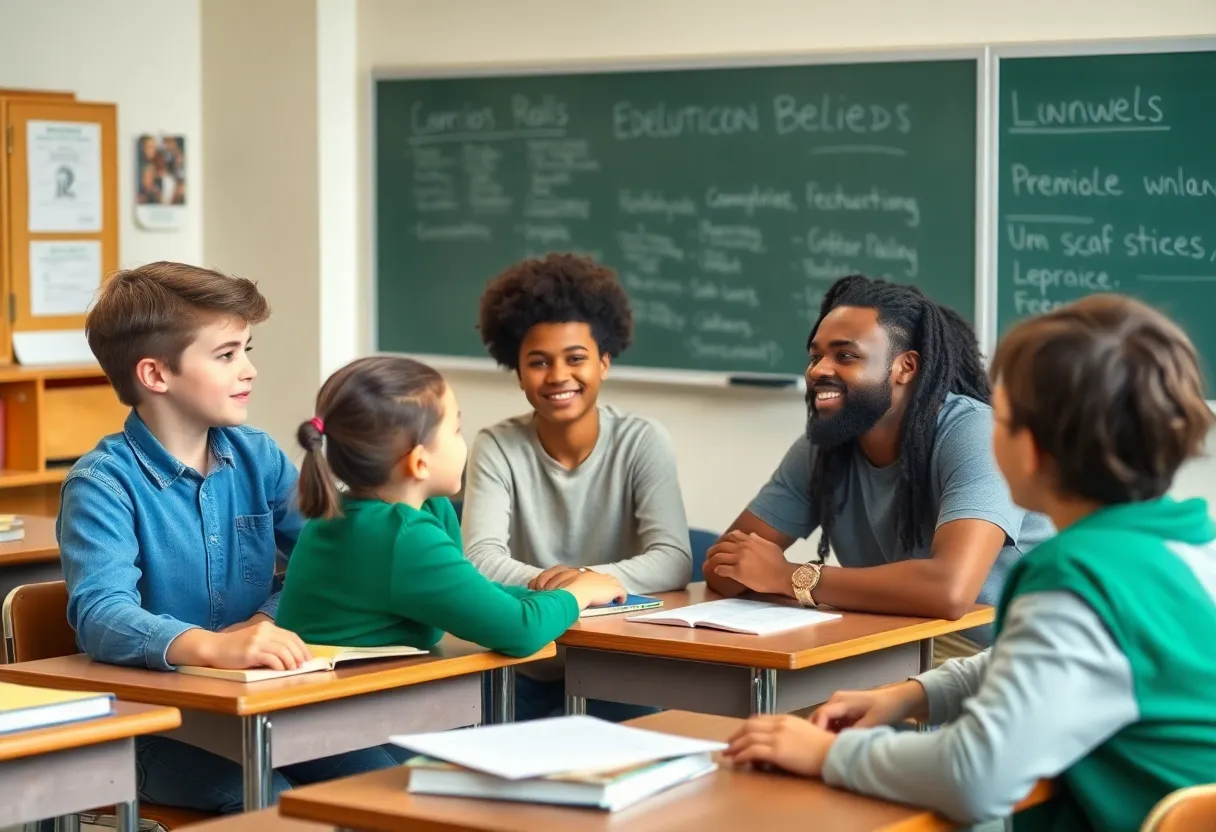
{"left": 176, "top": 644, "right": 428, "bottom": 682}
{"left": 628, "top": 598, "right": 840, "bottom": 635}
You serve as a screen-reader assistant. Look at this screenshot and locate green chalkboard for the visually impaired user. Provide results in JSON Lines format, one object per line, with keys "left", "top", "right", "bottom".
{"left": 375, "top": 58, "right": 978, "bottom": 376}
{"left": 997, "top": 48, "right": 1216, "bottom": 386}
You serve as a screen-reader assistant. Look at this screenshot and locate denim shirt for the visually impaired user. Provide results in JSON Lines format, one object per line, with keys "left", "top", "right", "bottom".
{"left": 57, "top": 410, "right": 304, "bottom": 670}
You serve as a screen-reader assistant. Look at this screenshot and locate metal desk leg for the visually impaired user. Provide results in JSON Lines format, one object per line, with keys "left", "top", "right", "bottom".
{"left": 485, "top": 666, "right": 516, "bottom": 724}
{"left": 242, "top": 714, "right": 273, "bottom": 810}
{"left": 919, "top": 638, "right": 935, "bottom": 673}
{"left": 564, "top": 694, "right": 587, "bottom": 716}
{"left": 750, "top": 668, "right": 777, "bottom": 715}
{"left": 114, "top": 799, "right": 139, "bottom": 832}
{"left": 53, "top": 816, "right": 80, "bottom": 832}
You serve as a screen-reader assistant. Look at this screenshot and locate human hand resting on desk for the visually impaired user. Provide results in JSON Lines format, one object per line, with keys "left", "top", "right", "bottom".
{"left": 530, "top": 565, "right": 584, "bottom": 591}
{"left": 811, "top": 681, "right": 929, "bottom": 732}
{"left": 704, "top": 530, "right": 797, "bottom": 595}
{"left": 560, "top": 571, "right": 628, "bottom": 609}
{"left": 167, "top": 620, "right": 312, "bottom": 671}
{"left": 724, "top": 715, "right": 836, "bottom": 778}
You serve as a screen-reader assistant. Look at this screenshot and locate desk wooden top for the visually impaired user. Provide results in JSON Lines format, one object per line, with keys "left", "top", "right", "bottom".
{"left": 0, "top": 638, "right": 555, "bottom": 716}
{"left": 278, "top": 710, "right": 1050, "bottom": 832}
{"left": 559, "top": 583, "right": 995, "bottom": 670}
{"left": 0, "top": 700, "right": 180, "bottom": 762}
{"left": 0, "top": 515, "right": 59, "bottom": 566}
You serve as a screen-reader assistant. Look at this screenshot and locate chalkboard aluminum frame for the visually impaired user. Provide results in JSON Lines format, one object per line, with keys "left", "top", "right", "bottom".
{"left": 988, "top": 36, "right": 1216, "bottom": 406}
{"left": 370, "top": 45, "right": 991, "bottom": 389}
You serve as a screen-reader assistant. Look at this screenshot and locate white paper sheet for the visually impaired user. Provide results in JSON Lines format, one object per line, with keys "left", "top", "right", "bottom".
{"left": 390, "top": 715, "right": 726, "bottom": 781}
{"left": 12, "top": 330, "right": 95, "bottom": 366}
{"left": 29, "top": 240, "right": 102, "bottom": 317}
{"left": 27, "top": 120, "right": 103, "bottom": 233}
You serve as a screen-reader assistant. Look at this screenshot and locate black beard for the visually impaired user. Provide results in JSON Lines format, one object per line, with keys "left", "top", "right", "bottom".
{"left": 805, "top": 379, "right": 893, "bottom": 448}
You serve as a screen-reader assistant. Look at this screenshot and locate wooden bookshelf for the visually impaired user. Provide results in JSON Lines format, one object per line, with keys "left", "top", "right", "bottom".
{"left": 0, "top": 363, "right": 124, "bottom": 514}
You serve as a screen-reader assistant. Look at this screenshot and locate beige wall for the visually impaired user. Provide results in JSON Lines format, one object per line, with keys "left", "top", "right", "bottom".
{"left": 355, "top": 0, "right": 1216, "bottom": 550}
{"left": 201, "top": 0, "right": 324, "bottom": 449}
{"left": 0, "top": 0, "right": 203, "bottom": 268}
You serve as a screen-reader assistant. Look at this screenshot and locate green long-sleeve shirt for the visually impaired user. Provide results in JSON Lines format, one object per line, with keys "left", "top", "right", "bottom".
{"left": 276, "top": 497, "right": 579, "bottom": 657}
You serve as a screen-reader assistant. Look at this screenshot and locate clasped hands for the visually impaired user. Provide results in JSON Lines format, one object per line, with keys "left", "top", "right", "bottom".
{"left": 704, "top": 530, "right": 798, "bottom": 595}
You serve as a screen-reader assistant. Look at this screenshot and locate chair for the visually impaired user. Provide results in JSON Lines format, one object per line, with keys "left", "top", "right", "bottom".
{"left": 1141, "top": 784, "right": 1216, "bottom": 832}
{"left": 2, "top": 581, "right": 216, "bottom": 831}
{"left": 689, "top": 528, "right": 719, "bottom": 582}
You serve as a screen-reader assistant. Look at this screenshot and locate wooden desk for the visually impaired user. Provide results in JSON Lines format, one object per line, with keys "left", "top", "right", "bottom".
{"left": 278, "top": 710, "right": 1050, "bottom": 832}
{"left": 0, "top": 638, "right": 554, "bottom": 812}
{"left": 559, "top": 584, "right": 994, "bottom": 717}
{"left": 0, "top": 700, "right": 180, "bottom": 832}
{"left": 0, "top": 515, "right": 60, "bottom": 606}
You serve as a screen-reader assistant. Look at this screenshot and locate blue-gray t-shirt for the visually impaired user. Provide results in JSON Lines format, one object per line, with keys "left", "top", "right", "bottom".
{"left": 748, "top": 393, "right": 1054, "bottom": 645}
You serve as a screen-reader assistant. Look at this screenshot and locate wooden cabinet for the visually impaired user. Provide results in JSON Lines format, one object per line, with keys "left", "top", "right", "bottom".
{"left": 0, "top": 364, "right": 123, "bottom": 515}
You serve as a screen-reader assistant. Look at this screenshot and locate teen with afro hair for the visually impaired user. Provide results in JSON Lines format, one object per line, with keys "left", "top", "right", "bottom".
{"left": 462, "top": 253, "right": 692, "bottom": 721}
{"left": 704, "top": 275, "right": 1054, "bottom": 664}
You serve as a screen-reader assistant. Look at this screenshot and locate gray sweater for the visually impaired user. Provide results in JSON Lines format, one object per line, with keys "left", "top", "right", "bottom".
{"left": 824, "top": 591, "right": 1139, "bottom": 824}
{"left": 827, "top": 536, "right": 1216, "bottom": 823}
{"left": 461, "top": 406, "right": 693, "bottom": 595}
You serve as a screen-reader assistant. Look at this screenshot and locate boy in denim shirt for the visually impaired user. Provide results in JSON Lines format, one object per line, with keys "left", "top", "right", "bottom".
{"left": 58, "top": 262, "right": 409, "bottom": 813}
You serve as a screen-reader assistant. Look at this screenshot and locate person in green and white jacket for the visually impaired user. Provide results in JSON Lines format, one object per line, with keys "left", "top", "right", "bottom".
{"left": 722, "top": 293, "right": 1216, "bottom": 832}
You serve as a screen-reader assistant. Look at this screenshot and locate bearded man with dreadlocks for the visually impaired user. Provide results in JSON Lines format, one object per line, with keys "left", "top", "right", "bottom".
{"left": 705, "top": 274, "right": 1054, "bottom": 662}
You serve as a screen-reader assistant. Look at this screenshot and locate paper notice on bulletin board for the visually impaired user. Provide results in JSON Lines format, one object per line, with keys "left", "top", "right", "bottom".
{"left": 27, "top": 120, "right": 103, "bottom": 233}
{"left": 30, "top": 240, "right": 102, "bottom": 317}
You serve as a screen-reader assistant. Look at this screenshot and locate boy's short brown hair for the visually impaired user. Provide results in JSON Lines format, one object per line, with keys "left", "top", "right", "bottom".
{"left": 85, "top": 261, "right": 270, "bottom": 406}
{"left": 991, "top": 294, "right": 1213, "bottom": 505}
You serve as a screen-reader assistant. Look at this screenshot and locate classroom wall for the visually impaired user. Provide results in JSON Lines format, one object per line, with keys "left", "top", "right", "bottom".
{"left": 354, "top": 0, "right": 1216, "bottom": 548}
{"left": 201, "top": 0, "right": 325, "bottom": 450}
{"left": 0, "top": 0, "right": 203, "bottom": 267}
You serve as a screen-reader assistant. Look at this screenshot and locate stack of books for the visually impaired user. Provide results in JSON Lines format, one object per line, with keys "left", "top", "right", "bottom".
{"left": 395, "top": 715, "right": 724, "bottom": 812}
{"left": 0, "top": 515, "right": 25, "bottom": 543}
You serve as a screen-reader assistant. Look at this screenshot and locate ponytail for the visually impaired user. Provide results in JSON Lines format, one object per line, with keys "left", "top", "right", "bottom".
{"left": 296, "top": 419, "right": 342, "bottom": 519}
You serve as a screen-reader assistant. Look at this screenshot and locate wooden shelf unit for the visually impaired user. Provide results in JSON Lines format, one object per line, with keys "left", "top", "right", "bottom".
{"left": 0, "top": 363, "right": 125, "bottom": 514}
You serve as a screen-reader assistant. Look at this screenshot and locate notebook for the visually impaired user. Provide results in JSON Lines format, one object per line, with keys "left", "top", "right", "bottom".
{"left": 580, "top": 594, "right": 663, "bottom": 618}
{"left": 0, "top": 682, "right": 114, "bottom": 735}
{"left": 628, "top": 598, "right": 841, "bottom": 635}
{"left": 391, "top": 715, "right": 726, "bottom": 782}
{"left": 404, "top": 751, "right": 716, "bottom": 811}
{"left": 0, "top": 515, "right": 25, "bottom": 543}
{"left": 176, "top": 643, "right": 428, "bottom": 682}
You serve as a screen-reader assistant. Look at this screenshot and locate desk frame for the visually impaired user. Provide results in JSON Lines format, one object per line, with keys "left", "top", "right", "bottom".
{"left": 563, "top": 639, "right": 933, "bottom": 717}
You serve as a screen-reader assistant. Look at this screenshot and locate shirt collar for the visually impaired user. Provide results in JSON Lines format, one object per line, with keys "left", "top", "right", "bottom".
{"left": 123, "top": 410, "right": 236, "bottom": 489}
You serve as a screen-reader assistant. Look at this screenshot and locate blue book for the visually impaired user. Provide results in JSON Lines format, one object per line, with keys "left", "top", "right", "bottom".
{"left": 580, "top": 594, "right": 663, "bottom": 619}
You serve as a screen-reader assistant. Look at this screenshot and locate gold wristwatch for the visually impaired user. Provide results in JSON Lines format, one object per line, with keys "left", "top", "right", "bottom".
{"left": 791, "top": 563, "right": 822, "bottom": 607}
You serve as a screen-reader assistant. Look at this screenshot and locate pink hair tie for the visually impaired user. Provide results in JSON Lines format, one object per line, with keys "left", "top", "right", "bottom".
{"left": 309, "top": 416, "right": 325, "bottom": 434}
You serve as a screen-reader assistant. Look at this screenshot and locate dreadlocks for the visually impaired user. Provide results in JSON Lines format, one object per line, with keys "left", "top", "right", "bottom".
{"left": 808, "top": 275, "right": 990, "bottom": 563}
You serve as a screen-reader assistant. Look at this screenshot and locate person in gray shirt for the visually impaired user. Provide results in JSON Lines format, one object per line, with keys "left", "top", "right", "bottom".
{"left": 705, "top": 275, "right": 1053, "bottom": 656}
{"left": 462, "top": 254, "right": 692, "bottom": 721}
